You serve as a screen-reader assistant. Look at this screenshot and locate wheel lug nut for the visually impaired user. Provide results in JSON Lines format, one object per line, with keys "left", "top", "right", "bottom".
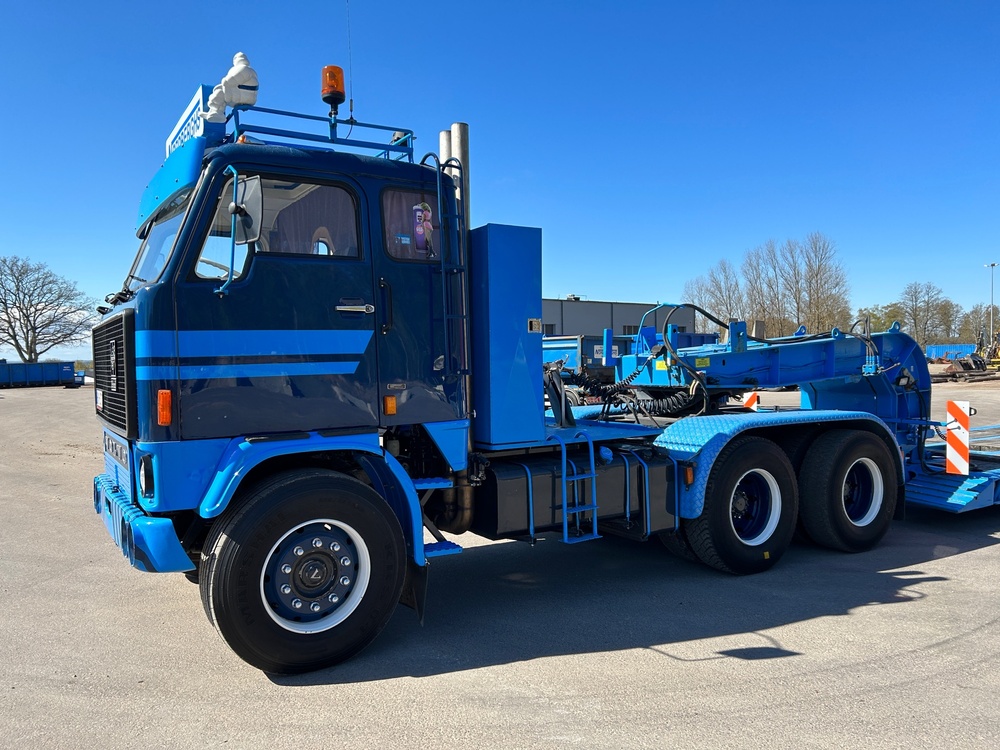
{"left": 280, "top": 584, "right": 292, "bottom": 594}
{"left": 340, "top": 556, "right": 351, "bottom": 566}
{"left": 281, "top": 564, "right": 292, "bottom": 574}
{"left": 340, "top": 576, "right": 351, "bottom": 586}
{"left": 293, "top": 546, "right": 304, "bottom": 556}
{"left": 292, "top": 599, "right": 303, "bottom": 609}
{"left": 310, "top": 602, "right": 322, "bottom": 612}
{"left": 330, "top": 542, "right": 341, "bottom": 552}
{"left": 328, "top": 593, "right": 340, "bottom": 603}
{"left": 312, "top": 537, "right": 323, "bottom": 548}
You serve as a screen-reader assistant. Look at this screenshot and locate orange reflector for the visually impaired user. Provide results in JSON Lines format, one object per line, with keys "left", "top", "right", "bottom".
{"left": 321, "top": 65, "right": 346, "bottom": 108}
{"left": 383, "top": 396, "right": 397, "bottom": 416}
{"left": 684, "top": 465, "right": 695, "bottom": 486}
{"left": 157, "top": 390, "right": 172, "bottom": 426}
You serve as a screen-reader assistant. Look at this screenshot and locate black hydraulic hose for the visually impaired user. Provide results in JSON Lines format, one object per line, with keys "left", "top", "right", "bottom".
{"left": 561, "top": 363, "right": 648, "bottom": 398}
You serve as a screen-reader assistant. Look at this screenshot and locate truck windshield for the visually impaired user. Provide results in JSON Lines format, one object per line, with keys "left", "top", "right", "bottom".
{"left": 125, "top": 190, "right": 191, "bottom": 292}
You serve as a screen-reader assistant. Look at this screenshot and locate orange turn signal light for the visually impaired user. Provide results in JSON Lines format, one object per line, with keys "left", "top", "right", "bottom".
{"left": 383, "top": 396, "right": 397, "bottom": 416}
{"left": 157, "top": 390, "right": 172, "bottom": 426}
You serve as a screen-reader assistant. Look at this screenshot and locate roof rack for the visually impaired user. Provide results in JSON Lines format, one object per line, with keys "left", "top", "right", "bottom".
{"left": 165, "top": 85, "right": 415, "bottom": 162}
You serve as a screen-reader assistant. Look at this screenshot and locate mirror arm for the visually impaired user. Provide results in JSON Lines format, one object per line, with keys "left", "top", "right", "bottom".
{"left": 215, "top": 165, "right": 241, "bottom": 297}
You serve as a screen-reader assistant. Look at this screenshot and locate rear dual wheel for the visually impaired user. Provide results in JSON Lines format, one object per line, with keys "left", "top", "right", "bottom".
{"left": 798, "top": 430, "right": 896, "bottom": 552}
{"left": 200, "top": 470, "right": 405, "bottom": 674}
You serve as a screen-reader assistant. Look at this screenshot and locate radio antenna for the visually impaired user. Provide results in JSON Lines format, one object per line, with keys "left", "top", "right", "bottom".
{"left": 346, "top": 0, "right": 355, "bottom": 121}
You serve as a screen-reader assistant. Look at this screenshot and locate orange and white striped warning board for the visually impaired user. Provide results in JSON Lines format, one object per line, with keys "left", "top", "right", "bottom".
{"left": 945, "top": 400, "right": 970, "bottom": 476}
{"left": 743, "top": 392, "right": 759, "bottom": 411}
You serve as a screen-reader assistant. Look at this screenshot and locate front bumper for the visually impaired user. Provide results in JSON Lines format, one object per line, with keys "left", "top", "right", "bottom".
{"left": 93, "top": 474, "right": 195, "bottom": 572}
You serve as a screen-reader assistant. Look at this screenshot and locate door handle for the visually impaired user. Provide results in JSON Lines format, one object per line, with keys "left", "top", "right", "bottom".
{"left": 335, "top": 304, "right": 375, "bottom": 314}
{"left": 379, "top": 278, "right": 393, "bottom": 334}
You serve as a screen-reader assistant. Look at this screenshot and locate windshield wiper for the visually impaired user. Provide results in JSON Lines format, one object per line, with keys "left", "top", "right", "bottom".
{"left": 104, "top": 274, "right": 147, "bottom": 306}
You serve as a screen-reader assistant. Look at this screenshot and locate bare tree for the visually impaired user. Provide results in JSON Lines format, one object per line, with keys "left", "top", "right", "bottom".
{"left": 957, "top": 303, "right": 998, "bottom": 348}
{"left": 777, "top": 239, "right": 809, "bottom": 329}
{"left": 683, "top": 259, "right": 746, "bottom": 334}
{"left": 681, "top": 276, "right": 712, "bottom": 333}
{"left": 936, "top": 299, "right": 962, "bottom": 343}
{"left": 896, "top": 281, "right": 944, "bottom": 348}
{"left": 743, "top": 240, "right": 792, "bottom": 336}
{"left": 802, "top": 232, "right": 851, "bottom": 331}
{"left": 0, "top": 256, "right": 95, "bottom": 363}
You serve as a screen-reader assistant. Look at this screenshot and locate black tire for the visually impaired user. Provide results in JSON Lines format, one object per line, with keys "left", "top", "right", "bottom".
{"left": 657, "top": 524, "right": 700, "bottom": 563}
{"left": 199, "top": 469, "right": 406, "bottom": 674}
{"left": 686, "top": 436, "right": 798, "bottom": 574}
{"left": 798, "top": 430, "right": 897, "bottom": 553}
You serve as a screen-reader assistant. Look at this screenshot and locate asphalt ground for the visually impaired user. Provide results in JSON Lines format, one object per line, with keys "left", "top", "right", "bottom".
{"left": 2, "top": 381, "right": 1000, "bottom": 749}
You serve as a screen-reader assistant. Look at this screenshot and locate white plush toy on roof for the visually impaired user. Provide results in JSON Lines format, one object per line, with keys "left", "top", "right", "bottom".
{"left": 200, "top": 52, "right": 259, "bottom": 123}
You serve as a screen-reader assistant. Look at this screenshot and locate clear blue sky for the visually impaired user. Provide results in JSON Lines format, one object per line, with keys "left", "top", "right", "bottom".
{"left": 1, "top": 1, "right": 997, "bottom": 361}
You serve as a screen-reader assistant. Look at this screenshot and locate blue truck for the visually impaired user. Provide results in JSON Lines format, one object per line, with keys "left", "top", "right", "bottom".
{"left": 91, "top": 66, "right": 1000, "bottom": 674}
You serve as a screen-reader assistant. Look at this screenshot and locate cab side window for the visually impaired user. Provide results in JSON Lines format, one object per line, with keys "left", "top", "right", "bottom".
{"left": 194, "top": 178, "right": 360, "bottom": 280}
{"left": 266, "top": 182, "right": 359, "bottom": 258}
{"left": 382, "top": 189, "right": 438, "bottom": 261}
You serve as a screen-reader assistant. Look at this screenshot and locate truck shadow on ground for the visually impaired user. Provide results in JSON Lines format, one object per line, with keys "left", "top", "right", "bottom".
{"left": 271, "top": 504, "right": 1000, "bottom": 685}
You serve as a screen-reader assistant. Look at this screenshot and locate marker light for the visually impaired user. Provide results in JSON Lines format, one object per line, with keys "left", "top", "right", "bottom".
{"left": 383, "top": 396, "right": 397, "bottom": 416}
{"left": 157, "top": 390, "right": 172, "bottom": 426}
{"left": 321, "top": 66, "right": 346, "bottom": 114}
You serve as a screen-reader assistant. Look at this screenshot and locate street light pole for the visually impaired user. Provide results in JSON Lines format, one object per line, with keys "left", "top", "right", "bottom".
{"left": 987, "top": 262, "right": 998, "bottom": 345}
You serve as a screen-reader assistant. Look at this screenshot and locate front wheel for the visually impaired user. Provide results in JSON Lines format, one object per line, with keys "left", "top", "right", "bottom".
{"left": 685, "top": 436, "right": 798, "bottom": 574}
{"left": 798, "top": 430, "right": 897, "bottom": 552}
{"left": 200, "top": 470, "right": 406, "bottom": 674}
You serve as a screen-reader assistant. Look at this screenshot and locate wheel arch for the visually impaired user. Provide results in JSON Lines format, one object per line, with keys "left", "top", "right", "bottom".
{"left": 658, "top": 411, "right": 904, "bottom": 519}
{"left": 196, "top": 433, "right": 426, "bottom": 565}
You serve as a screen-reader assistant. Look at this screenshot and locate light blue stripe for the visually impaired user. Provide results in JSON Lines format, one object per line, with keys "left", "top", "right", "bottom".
{"left": 136, "top": 329, "right": 373, "bottom": 358}
{"left": 136, "top": 361, "right": 360, "bottom": 381}
{"left": 136, "top": 331, "right": 177, "bottom": 359}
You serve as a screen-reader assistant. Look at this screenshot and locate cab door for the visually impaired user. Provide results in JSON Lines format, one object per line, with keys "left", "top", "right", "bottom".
{"left": 372, "top": 184, "right": 465, "bottom": 426}
{"left": 173, "top": 171, "right": 379, "bottom": 440}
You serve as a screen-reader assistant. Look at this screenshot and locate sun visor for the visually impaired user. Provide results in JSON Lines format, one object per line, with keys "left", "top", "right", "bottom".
{"left": 135, "top": 136, "right": 206, "bottom": 235}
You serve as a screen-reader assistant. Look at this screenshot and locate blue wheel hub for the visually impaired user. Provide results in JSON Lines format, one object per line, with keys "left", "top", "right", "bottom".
{"left": 843, "top": 464, "right": 873, "bottom": 521}
{"left": 728, "top": 469, "right": 781, "bottom": 546}
{"left": 263, "top": 522, "right": 358, "bottom": 624}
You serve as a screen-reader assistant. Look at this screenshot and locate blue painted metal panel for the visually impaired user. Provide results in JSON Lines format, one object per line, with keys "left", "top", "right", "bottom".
{"left": 924, "top": 343, "right": 975, "bottom": 359}
{"left": 134, "top": 328, "right": 375, "bottom": 381}
{"left": 131, "top": 436, "right": 232, "bottom": 513}
{"left": 421, "top": 419, "right": 470, "bottom": 472}
{"left": 93, "top": 475, "right": 194, "bottom": 572}
{"left": 136, "top": 136, "right": 206, "bottom": 233}
{"left": 197, "top": 432, "right": 381, "bottom": 517}
{"left": 136, "top": 329, "right": 374, "bottom": 359}
{"left": 904, "top": 471, "right": 999, "bottom": 512}
{"left": 113, "top": 431, "right": 428, "bottom": 566}
{"left": 654, "top": 410, "right": 898, "bottom": 518}
{"left": 470, "top": 224, "right": 544, "bottom": 448}
{"left": 543, "top": 334, "right": 633, "bottom": 373}
{"left": 165, "top": 85, "right": 225, "bottom": 156}
{"left": 0, "top": 361, "right": 77, "bottom": 388}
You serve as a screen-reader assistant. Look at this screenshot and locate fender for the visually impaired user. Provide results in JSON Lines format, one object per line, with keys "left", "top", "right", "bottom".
{"left": 196, "top": 431, "right": 426, "bottom": 565}
{"left": 654, "top": 410, "right": 903, "bottom": 519}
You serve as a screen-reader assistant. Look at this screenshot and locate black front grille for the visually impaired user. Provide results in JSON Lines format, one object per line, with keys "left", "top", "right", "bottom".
{"left": 93, "top": 309, "right": 136, "bottom": 438}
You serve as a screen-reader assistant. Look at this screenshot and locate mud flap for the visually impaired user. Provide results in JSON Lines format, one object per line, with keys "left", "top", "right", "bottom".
{"left": 399, "top": 561, "right": 429, "bottom": 624}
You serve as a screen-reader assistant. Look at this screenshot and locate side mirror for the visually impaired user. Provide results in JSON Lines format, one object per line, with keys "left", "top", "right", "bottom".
{"left": 230, "top": 175, "right": 263, "bottom": 245}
